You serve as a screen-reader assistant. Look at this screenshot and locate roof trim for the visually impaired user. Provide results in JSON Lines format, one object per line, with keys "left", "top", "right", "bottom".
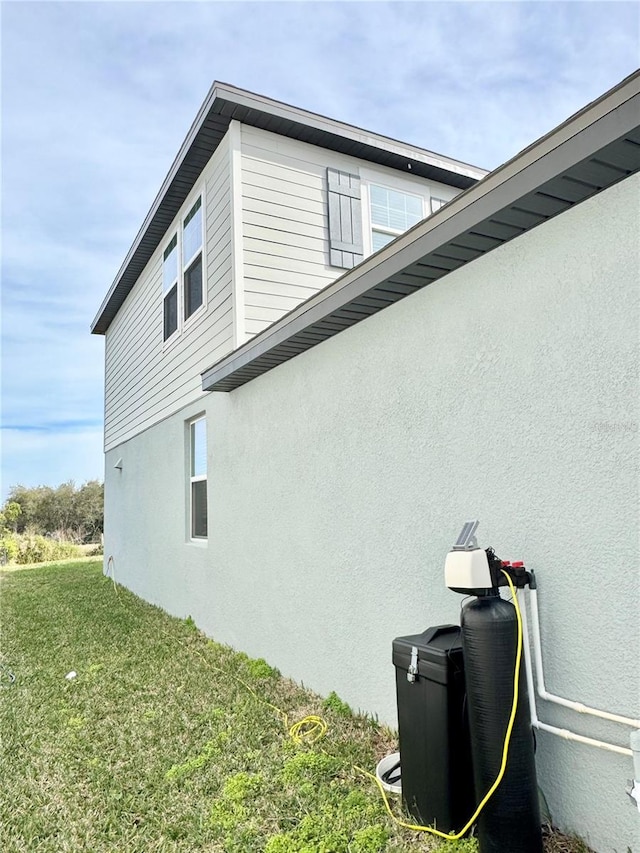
{"left": 91, "top": 82, "right": 487, "bottom": 334}
{"left": 201, "top": 70, "right": 640, "bottom": 393}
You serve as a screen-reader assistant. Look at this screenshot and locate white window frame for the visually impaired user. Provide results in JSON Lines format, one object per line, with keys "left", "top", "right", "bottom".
{"left": 368, "top": 181, "right": 425, "bottom": 254}
{"left": 182, "top": 193, "right": 206, "bottom": 329}
{"left": 430, "top": 196, "right": 448, "bottom": 214}
{"left": 162, "top": 233, "right": 179, "bottom": 343}
{"left": 161, "top": 183, "right": 206, "bottom": 348}
{"left": 188, "top": 415, "right": 208, "bottom": 542}
{"left": 359, "top": 166, "right": 457, "bottom": 257}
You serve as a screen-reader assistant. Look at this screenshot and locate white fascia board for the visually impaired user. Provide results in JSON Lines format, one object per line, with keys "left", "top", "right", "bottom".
{"left": 228, "top": 120, "right": 245, "bottom": 349}
{"left": 91, "top": 82, "right": 223, "bottom": 334}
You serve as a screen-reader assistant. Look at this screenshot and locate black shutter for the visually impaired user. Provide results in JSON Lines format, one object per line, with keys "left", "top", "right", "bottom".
{"left": 327, "top": 168, "right": 363, "bottom": 269}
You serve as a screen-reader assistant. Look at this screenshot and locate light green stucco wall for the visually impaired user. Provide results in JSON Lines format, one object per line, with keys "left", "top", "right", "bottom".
{"left": 105, "top": 174, "right": 639, "bottom": 852}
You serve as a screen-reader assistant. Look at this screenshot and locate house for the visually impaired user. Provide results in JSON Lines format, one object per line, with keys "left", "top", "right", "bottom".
{"left": 92, "top": 73, "right": 640, "bottom": 852}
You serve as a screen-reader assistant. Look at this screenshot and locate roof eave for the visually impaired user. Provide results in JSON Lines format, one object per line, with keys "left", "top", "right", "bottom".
{"left": 91, "top": 82, "right": 486, "bottom": 335}
{"left": 201, "top": 71, "right": 640, "bottom": 393}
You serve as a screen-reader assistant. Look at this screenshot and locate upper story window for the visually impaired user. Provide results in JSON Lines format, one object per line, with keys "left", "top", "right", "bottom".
{"left": 162, "top": 193, "right": 205, "bottom": 343}
{"left": 369, "top": 185, "right": 424, "bottom": 252}
{"left": 327, "top": 167, "right": 456, "bottom": 269}
{"left": 163, "top": 235, "right": 178, "bottom": 341}
{"left": 183, "top": 197, "right": 203, "bottom": 321}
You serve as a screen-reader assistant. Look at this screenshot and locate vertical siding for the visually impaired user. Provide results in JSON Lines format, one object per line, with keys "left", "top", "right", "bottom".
{"left": 240, "top": 125, "right": 460, "bottom": 338}
{"left": 104, "top": 135, "right": 234, "bottom": 452}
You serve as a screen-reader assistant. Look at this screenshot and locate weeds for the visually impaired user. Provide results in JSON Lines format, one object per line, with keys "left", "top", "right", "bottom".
{"left": 323, "top": 690, "right": 353, "bottom": 717}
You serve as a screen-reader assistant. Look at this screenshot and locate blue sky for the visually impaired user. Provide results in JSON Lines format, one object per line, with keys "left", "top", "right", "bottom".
{"left": 1, "top": 1, "right": 638, "bottom": 500}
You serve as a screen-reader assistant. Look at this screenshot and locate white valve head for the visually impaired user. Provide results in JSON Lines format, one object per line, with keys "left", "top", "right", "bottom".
{"left": 445, "top": 548, "right": 493, "bottom": 594}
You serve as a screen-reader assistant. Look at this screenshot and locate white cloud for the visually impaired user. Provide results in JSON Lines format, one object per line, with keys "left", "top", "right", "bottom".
{"left": 1, "top": 1, "right": 638, "bottom": 496}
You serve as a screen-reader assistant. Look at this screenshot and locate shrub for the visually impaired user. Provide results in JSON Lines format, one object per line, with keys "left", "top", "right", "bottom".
{"left": 11, "top": 532, "right": 82, "bottom": 565}
{"left": 0, "top": 535, "right": 19, "bottom": 564}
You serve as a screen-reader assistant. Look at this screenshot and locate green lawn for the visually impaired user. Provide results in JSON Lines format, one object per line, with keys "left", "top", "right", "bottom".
{"left": 0, "top": 561, "right": 587, "bottom": 852}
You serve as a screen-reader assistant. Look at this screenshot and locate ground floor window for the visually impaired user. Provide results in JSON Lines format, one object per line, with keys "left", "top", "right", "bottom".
{"left": 189, "top": 416, "right": 207, "bottom": 539}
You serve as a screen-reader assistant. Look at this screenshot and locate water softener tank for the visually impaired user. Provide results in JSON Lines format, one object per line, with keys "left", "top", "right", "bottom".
{"left": 462, "top": 594, "right": 542, "bottom": 853}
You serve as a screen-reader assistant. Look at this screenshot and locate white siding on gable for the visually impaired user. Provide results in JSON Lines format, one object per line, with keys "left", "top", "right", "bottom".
{"left": 104, "top": 134, "right": 234, "bottom": 452}
{"left": 240, "top": 125, "right": 462, "bottom": 339}
{"left": 104, "top": 124, "right": 465, "bottom": 451}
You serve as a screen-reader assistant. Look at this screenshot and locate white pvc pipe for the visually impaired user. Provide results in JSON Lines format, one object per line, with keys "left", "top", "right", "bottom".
{"left": 518, "top": 591, "right": 539, "bottom": 727}
{"left": 528, "top": 587, "right": 640, "bottom": 729}
{"left": 533, "top": 720, "right": 632, "bottom": 757}
{"left": 517, "top": 591, "right": 633, "bottom": 758}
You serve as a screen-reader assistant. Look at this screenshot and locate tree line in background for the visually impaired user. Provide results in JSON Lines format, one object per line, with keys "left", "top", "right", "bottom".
{"left": 0, "top": 480, "right": 104, "bottom": 565}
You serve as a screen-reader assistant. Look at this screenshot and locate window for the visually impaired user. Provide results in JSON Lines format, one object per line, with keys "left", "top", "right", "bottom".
{"left": 161, "top": 194, "right": 204, "bottom": 343}
{"left": 183, "top": 197, "right": 203, "bottom": 321}
{"left": 163, "top": 235, "right": 178, "bottom": 340}
{"left": 189, "top": 416, "right": 207, "bottom": 539}
{"left": 430, "top": 197, "right": 447, "bottom": 214}
{"left": 369, "top": 184, "right": 424, "bottom": 252}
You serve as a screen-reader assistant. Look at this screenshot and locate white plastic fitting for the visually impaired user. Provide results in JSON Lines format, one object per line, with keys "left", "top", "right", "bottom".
{"left": 628, "top": 731, "right": 640, "bottom": 812}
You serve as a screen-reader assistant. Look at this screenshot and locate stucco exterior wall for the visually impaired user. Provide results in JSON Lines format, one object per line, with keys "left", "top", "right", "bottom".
{"left": 105, "top": 173, "right": 639, "bottom": 852}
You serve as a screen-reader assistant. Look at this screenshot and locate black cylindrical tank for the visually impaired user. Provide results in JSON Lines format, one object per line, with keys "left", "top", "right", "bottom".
{"left": 461, "top": 595, "right": 542, "bottom": 853}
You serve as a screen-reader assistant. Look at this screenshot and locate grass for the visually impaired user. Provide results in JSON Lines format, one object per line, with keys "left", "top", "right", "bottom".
{"left": 0, "top": 560, "right": 591, "bottom": 853}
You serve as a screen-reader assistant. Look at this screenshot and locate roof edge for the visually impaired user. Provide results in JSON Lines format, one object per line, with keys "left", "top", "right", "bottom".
{"left": 91, "top": 82, "right": 487, "bottom": 335}
{"left": 212, "top": 81, "right": 487, "bottom": 181}
{"left": 201, "top": 70, "right": 640, "bottom": 392}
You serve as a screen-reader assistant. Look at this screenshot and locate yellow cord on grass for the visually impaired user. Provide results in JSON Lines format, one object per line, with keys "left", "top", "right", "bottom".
{"left": 163, "top": 629, "right": 326, "bottom": 746}
{"left": 106, "top": 556, "right": 326, "bottom": 746}
{"left": 106, "top": 556, "right": 522, "bottom": 836}
{"left": 356, "top": 570, "right": 523, "bottom": 838}
{"left": 289, "top": 715, "right": 328, "bottom": 745}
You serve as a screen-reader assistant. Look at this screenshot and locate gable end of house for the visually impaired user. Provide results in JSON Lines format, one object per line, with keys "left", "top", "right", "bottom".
{"left": 200, "top": 70, "right": 640, "bottom": 393}
{"left": 91, "top": 82, "right": 487, "bottom": 336}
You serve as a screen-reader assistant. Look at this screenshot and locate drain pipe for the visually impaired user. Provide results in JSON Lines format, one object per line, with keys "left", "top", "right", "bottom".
{"left": 517, "top": 590, "right": 632, "bottom": 758}
{"left": 528, "top": 583, "right": 640, "bottom": 729}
